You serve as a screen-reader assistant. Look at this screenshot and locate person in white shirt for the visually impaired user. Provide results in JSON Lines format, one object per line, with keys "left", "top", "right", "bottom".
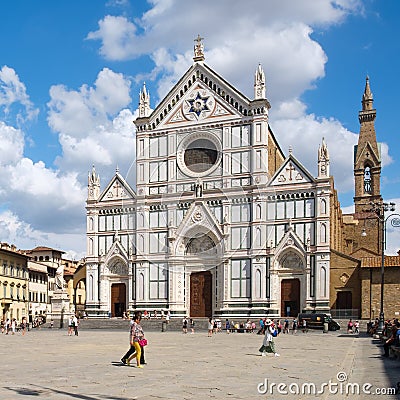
{"left": 259, "top": 319, "right": 280, "bottom": 357}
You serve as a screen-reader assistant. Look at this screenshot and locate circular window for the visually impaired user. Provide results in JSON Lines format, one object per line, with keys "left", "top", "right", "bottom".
{"left": 177, "top": 131, "right": 222, "bottom": 177}
{"left": 184, "top": 139, "right": 218, "bottom": 173}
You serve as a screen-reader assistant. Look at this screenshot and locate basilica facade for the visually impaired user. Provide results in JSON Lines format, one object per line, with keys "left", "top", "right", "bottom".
{"left": 84, "top": 39, "right": 336, "bottom": 319}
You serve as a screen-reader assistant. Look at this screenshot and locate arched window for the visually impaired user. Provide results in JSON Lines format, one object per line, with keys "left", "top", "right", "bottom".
{"left": 320, "top": 223, "right": 327, "bottom": 243}
{"left": 138, "top": 273, "right": 145, "bottom": 301}
{"left": 364, "top": 166, "right": 372, "bottom": 193}
{"left": 320, "top": 267, "right": 327, "bottom": 297}
{"left": 89, "top": 238, "right": 93, "bottom": 255}
{"left": 256, "top": 227, "right": 262, "bottom": 247}
{"left": 255, "top": 269, "right": 262, "bottom": 299}
{"left": 89, "top": 274, "right": 94, "bottom": 301}
{"left": 256, "top": 204, "right": 262, "bottom": 219}
{"left": 320, "top": 199, "right": 327, "bottom": 215}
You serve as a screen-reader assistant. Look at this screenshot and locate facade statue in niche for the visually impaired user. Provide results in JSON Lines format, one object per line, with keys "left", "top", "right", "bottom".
{"left": 186, "top": 235, "right": 216, "bottom": 255}
{"left": 195, "top": 179, "right": 203, "bottom": 197}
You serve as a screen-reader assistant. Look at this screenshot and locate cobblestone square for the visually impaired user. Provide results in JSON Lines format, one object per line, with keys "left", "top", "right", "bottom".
{"left": 1, "top": 328, "right": 399, "bottom": 399}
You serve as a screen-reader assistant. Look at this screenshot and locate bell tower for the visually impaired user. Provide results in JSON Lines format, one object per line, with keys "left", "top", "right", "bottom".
{"left": 354, "top": 77, "right": 382, "bottom": 213}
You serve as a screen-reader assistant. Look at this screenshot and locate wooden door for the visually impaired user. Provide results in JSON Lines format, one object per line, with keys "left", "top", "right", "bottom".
{"left": 281, "top": 279, "right": 300, "bottom": 317}
{"left": 336, "top": 291, "right": 352, "bottom": 309}
{"left": 111, "top": 283, "right": 126, "bottom": 317}
{"left": 190, "top": 271, "right": 212, "bottom": 317}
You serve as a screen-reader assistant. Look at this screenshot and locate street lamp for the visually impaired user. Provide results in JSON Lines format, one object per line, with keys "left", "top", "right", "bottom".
{"left": 365, "top": 201, "right": 398, "bottom": 334}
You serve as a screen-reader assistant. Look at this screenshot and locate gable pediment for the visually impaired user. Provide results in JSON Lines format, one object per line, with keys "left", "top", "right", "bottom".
{"left": 269, "top": 154, "right": 314, "bottom": 186}
{"left": 103, "top": 240, "right": 129, "bottom": 275}
{"left": 160, "top": 83, "right": 240, "bottom": 128}
{"left": 147, "top": 63, "right": 252, "bottom": 130}
{"left": 354, "top": 142, "right": 380, "bottom": 168}
{"left": 98, "top": 173, "right": 135, "bottom": 203}
{"left": 175, "top": 200, "right": 224, "bottom": 239}
{"left": 274, "top": 226, "right": 306, "bottom": 260}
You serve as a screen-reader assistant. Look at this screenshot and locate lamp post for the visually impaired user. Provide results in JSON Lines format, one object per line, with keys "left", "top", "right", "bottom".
{"left": 362, "top": 201, "right": 398, "bottom": 333}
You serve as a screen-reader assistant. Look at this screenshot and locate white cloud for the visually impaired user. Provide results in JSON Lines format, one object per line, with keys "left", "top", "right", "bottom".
{"left": 47, "top": 68, "right": 131, "bottom": 138}
{"left": 86, "top": 16, "right": 139, "bottom": 61}
{"left": 0, "top": 121, "right": 24, "bottom": 166}
{"left": 0, "top": 66, "right": 39, "bottom": 122}
{"left": 0, "top": 210, "right": 85, "bottom": 259}
{"left": 271, "top": 111, "right": 358, "bottom": 192}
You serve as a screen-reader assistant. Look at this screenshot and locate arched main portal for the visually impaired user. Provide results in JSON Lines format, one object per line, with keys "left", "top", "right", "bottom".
{"left": 190, "top": 271, "right": 212, "bottom": 317}
{"left": 281, "top": 279, "right": 300, "bottom": 317}
{"left": 278, "top": 251, "right": 304, "bottom": 317}
{"left": 111, "top": 283, "right": 126, "bottom": 317}
{"left": 185, "top": 234, "right": 216, "bottom": 317}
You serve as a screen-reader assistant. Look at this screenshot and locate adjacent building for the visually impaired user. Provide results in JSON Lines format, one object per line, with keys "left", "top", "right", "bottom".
{"left": 0, "top": 243, "right": 29, "bottom": 322}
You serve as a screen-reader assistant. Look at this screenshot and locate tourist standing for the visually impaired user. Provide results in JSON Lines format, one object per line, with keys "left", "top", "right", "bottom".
{"left": 190, "top": 318, "right": 195, "bottom": 334}
{"left": 182, "top": 316, "right": 188, "bottom": 333}
{"left": 5, "top": 318, "right": 10, "bottom": 334}
{"left": 207, "top": 317, "right": 213, "bottom": 337}
{"left": 302, "top": 319, "right": 307, "bottom": 333}
{"left": 257, "top": 318, "right": 264, "bottom": 334}
{"left": 225, "top": 319, "right": 231, "bottom": 334}
{"left": 73, "top": 314, "right": 79, "bottom": 336}
{"left": 292, "top": 318, "right": 298, "bottom": 334}
{"left": 259, "top": 319, "right": 279, "bottom": 357}
{"left": 68, "top": 316, "right": 74, "bottom": 336}
{"left": 21, "top": 317, "right": 27, "bottom": 336}
{"left": 11, "top": 318, "right": 16, "bottom": 335}
{"left": 284, "top": 319, "right": 289, "bottom": 334}
{"left": 121, "top": 311, "right": 145, "bottom": 368}
{"left": 347, "top": 319, "right": 353, "bottom": 334}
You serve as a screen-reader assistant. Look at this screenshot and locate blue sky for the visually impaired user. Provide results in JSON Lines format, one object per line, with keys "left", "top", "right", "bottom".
{"left": 0, "top": 0, "right": 399, "bottom": 258}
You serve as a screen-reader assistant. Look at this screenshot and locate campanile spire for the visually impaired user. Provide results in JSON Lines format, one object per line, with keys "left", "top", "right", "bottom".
{"left": 354, "top": 76, "right": 381, "bottom": 213}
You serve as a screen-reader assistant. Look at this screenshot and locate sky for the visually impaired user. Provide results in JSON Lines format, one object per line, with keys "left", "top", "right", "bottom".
{"left": 0, "top": 0, "right": 399, "bottom": 259}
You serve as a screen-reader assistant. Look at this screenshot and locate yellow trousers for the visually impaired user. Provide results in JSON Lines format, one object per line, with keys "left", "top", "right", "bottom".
{"left": 130, "top": 341, "right": 141, "bottom": 364}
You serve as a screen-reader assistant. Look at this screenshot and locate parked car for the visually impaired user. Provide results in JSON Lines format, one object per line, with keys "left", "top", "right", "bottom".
{"left": 297, "top": 313, "right": 340, "bottom": 331}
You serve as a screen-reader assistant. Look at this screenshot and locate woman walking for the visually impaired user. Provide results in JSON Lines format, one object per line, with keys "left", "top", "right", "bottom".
{"left": 259, "top": 319, "right": 280, "bottom": 357}
{"left": 121, "top": 311, "right": 145, "bottom": 368}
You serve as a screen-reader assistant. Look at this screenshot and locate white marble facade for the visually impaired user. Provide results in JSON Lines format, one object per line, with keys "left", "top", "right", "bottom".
{"left": 85, "top": 38, "right": 331, "bottom": 319}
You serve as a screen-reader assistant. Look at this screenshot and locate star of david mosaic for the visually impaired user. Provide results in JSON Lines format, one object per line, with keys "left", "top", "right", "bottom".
{"left": 188, "top": 92, "right": 209, "bottom": 117}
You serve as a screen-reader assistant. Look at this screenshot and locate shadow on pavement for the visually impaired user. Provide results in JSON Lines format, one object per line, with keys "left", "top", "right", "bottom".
{"left": 3, "top": 384, "right": 135, "bottom": 400}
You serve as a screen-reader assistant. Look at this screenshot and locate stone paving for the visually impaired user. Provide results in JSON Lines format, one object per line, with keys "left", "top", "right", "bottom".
{"left": 1, "top": 327, "right": 399, "bottom": 399}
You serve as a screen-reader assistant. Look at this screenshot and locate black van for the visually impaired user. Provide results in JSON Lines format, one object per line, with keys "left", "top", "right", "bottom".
{"left": 297, "top": 313, "right": 340, "bottom": 331}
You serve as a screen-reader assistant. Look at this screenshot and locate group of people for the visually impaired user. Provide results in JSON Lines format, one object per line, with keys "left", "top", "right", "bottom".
{"left": 1, "top": 317, "right": 27, "bottom": 335}
{"left": 182, "top": 317, "right": 195, "bottom": 334}
{"left": 142, "top": 309, "right": 170, "bottom": 321}
{"left": 121, "top": 311, "right": 147, "bottom": 368}
{"left": 68, "top": 315, "right": 80, "bottom": 336}
{"left": 258, "top": 318, "right": 300, "bottom": 335}
{"left": 347, "top": 319, "right": 360, "bottom": 334}
{"left": 382, "top": 319, "right": 400, "bottom": 357}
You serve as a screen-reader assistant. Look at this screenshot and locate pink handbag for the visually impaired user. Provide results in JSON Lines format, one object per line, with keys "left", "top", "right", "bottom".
{"left": 139, "top": 339, "right": 148, "bottom": 347}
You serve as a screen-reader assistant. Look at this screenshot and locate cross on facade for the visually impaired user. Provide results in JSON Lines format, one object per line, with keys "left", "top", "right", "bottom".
{"left": 286, "top": 163, "right": 296, "bottom": 180}
{"left": 113, "top": 181, "right": 121, "bottom": 197}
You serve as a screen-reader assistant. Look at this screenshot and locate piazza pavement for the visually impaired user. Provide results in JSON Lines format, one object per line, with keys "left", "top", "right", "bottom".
{"left": 1, "top": 325, "right": 399, "bottom": 400}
